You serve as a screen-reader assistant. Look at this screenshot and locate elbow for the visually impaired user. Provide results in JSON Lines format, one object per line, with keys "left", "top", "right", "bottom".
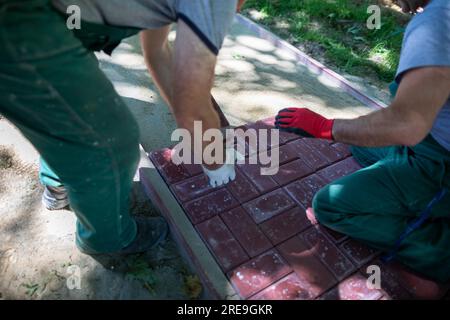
{"left": 397, "top": 117, "right": 430, "bottom": 146}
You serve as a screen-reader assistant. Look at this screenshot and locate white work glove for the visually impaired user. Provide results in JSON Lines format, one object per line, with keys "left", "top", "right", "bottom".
{"left": 202, "top": 148, "right": 244, "bottom": 188}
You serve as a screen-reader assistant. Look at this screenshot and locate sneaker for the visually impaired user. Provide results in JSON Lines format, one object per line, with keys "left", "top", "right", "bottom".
{"left": 78, "top": 216, "right": 169, "bottom": 256}
{"left": 42, "top": 185, "right": 70, "bottom": 210}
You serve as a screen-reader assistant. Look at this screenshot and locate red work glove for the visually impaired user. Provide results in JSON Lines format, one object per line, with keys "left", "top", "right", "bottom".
{"left": 275, "top": 107, "right": 335, "bottom": 140}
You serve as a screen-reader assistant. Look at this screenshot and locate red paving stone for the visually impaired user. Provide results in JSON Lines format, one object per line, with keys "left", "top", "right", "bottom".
{"left": 147, "top": 121, "right": 449, "bottom": 300}
{"left": 184, "top": 188, "right": 239, "bottom": 224}
{"left": 301, "top": 227, "right": 355, "bottom": 280}
{"left": 340, "top": 238, "right": 379, "bottom": 267}
{"left": 221, "top": 208, "right": 272, "bottom": 258}
{"left": 318, "top": 273, "right": 384, "bottom": 300}
{"left": 243, "top": 189, "right": 296, "bottom": 224}
{"left": 273, "top": 159, "right": 315, "bottom": 186}
{"left": 284, "top": 174, "right": 328, "bottom": 208}
{"left": 228, "top": 249, "right": 292, "bottom": 299}
{"left": 226, "top": 167, "right": 260, "bottom": 204}
{"left": 278, "top": 236, "right": 337, "bottom": 298}
{"left": 260, "top": 206, "right": 312, "bottom": 245}
{"left": 197, "top": 216, "right": 248, "bottom": 272}
{"left": 317, "top": 157, "right": 362, "bottom": 183}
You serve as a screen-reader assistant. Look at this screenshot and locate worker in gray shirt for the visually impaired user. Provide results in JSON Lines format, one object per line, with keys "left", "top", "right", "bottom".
{"left": 0, "top": 0, "right": 244, "bottom": 256}
{"left": 276, "top": 0, "right": 450, "bottom": 281}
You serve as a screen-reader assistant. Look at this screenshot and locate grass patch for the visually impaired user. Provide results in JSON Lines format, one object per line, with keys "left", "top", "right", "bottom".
{"left": 242, "top": 0, "right": 409, "bottom": 82}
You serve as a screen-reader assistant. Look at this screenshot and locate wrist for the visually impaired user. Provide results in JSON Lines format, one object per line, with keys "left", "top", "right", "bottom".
{"left": 320, "top": 118, "right": 335, "bottom": 140}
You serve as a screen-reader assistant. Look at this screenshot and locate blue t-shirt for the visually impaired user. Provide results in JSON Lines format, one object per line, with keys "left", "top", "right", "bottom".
{"left": 395, "top": 0, "right": 450, "bottom": 151}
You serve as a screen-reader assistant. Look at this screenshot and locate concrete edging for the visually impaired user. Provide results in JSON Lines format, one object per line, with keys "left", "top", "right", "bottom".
{"left": 139, "top": 155, "right": 239, "bottom": 300}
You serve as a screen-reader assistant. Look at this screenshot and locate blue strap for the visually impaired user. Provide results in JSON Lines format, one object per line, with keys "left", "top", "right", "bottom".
{"left": 382, "top": 188, "right": 448, "bottom": 263}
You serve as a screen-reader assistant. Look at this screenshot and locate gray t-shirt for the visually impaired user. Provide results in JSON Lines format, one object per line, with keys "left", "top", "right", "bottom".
{"left": 52, "top": 0, "right": 237, "bottom": 55}
{"left": 395, "top": 0, "right": 450, "bottom": 151}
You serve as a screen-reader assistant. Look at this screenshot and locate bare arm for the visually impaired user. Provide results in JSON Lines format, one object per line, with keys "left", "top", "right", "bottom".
{"left": 171, "top": 20, "right": 221, "bottom": 162}
{"left": 140, "top": 26, "right": 174, "bottom": 108}
{"left": 141, "top": 21, "right": 222, "bottom": 168}
{"left": 333, "top": 67, "right": 450, "bottom": 147}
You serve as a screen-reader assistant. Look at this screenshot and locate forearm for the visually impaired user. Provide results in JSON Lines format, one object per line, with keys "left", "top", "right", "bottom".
{"left": 140, "top": 27, "right": 174, "bottom": 108}
{"left": 332, "top": 105, "right": 426, "bottom": 147}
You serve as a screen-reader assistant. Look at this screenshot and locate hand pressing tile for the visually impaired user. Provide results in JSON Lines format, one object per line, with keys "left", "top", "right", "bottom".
{"left": 171, "top": 174, "right": 214, "bottom": 203}
{"left": 318, "top": 273, "right": 383, "bottom": 300}
{"left": 301, "top": 227, "right": 355, "bottom": 280}
{"left": 228, "top": 249, "right": 292, "bottom": 299}
{"left": 221, "top": 208, "right": 272, "bottom": 258}
{"left": 273, "top": 159, "right": 315, "bottom": 186}
{"left": 184, "top": 189, "right": 239, "bottom": 225}
{"left": 226, "top": 167, "right": 260, "bottom": 204}
{"left": 284, "top": 174, "right": 328, "bottom": 209}
{"left": 288, "top": 139, "right": 330, "bottom": 171}
{"left": 250, "top": 273, "right": 315, "bottom": 300}
{"left": 243, "top": 189, "right": 296, "bottom": 224}
{"left": 317, "top": 157, "right": 362, "bottom": 183}
{"left": 260, "top": 206, "right": 312, "bottom": 245}
{"left": 196, "top": 216, "right": 249, "bottom": 272}
{"left": 277, "top": 236, "right": 337, "bottom": 298}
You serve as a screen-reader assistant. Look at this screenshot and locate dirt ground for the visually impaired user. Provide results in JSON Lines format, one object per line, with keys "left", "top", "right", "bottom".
{"left": 0, "top": 118, "right": 201, "bottom": 300}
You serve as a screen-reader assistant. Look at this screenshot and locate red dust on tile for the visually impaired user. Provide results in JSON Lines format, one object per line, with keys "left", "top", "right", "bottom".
{"left": 301, "top": 227, "right": 355, "bottom": 280}
{"left": 288, "top": 139, "right": 329, "bottom": 171}
{"left": 317, "top": 157, "right": 362, "bottom": 183}
{"left": 273, "top": 159, "right": 315, "bottom": 186}
{"left": 250, "top": 272, "right": 315, "bottom": 300}
{"left": 171, "top": 174, "right": 214, "bottom": 203}
{"left": 150, "top": 149, "right": 191, "bottom": 183}
{"left": 243, "top": 189, "right": 296, "bottom": 224}
{"left": 158, "top": 162, "right": 190, "bottom": 184}
{"left": 196, "top": 216, "right": 249, "bottom": 272}
{"left": 226, "top": 167, "right": 260, "bottom": 204}
{"left": 149, "top": 148, "right": 173, "bottom": 168}
{"left": 318, "top": 273, "right": 383, "bottom": 300}
{"left": 340, "top": 239, "right": 379, "bottom": 267}
{"left": 238, "top": 163, "right": 278, "bottom": 194}
{"left": 221, "top": 208, "right": 272, "bottom": 258}
{"left": 278, "top": 236, "right": 337, "bottom": 298}
{"left": 228, "top": 249, "right": 292, "bottom": 299}
{"left": 284, "top": 174, "right": 328, "bottom": 209}
{"left": 302, "top": 138, "right": 347, "bottom": 164}
{"left": 184, "top": 189, "right": 239, "bottom": 225}
{"left": 260, "top": 206, "right": 312, "bottom": 245}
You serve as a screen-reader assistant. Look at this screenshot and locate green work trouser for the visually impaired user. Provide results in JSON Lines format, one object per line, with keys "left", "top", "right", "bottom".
{"left": 313, "top": 135, "right": 450, "bottom": 282}
{"left": 0, "top": 0, "right": 142, "bottom": 253}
